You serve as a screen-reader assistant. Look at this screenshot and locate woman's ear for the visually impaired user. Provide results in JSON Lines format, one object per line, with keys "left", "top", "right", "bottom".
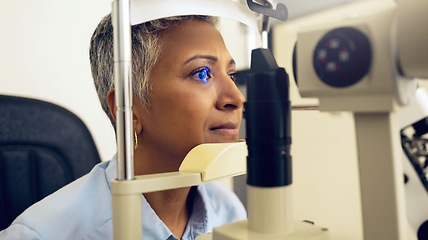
{"left": 107, "top": 89, "right": 145, "bottom": 134}
{"left": 132, "top": 96, "right": 146, "bottom": 135}
{"left": 106, "top": 88, "right": 117, "bottom": 123}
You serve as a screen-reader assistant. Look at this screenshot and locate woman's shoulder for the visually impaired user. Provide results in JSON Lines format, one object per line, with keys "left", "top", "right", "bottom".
{"left": 201, "top": 182, "right": 237, "bottom": 200}
{"left": 2, "top": 160, "right": 114, "bottom": 240}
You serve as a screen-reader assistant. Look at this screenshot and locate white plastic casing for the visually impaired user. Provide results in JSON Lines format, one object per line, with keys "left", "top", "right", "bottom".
{"left": 296, "top": 0, "right": 417, "bottom": 112}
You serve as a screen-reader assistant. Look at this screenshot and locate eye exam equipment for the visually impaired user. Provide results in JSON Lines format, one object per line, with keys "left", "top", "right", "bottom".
{"left": 400, "top": 88, "right": 428, "bottom": 239}
{"left": 294, "top": 0, "right": 428, "bottom": 239}
{"left": 111, "top": 0, "right": 428, "bottom": 239}
{"left": 111, "top": 0, "right": 329, "bottom": 239}
{"left": 197, "top": 47, "right": 329, "bottom": 240}
{"left": 110, "top": 1, "right": 260, "bottom": 239}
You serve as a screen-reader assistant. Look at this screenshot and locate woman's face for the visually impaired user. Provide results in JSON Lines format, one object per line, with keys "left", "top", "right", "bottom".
{"left": 136, "top": 19, "right": 245, "bottom": 165}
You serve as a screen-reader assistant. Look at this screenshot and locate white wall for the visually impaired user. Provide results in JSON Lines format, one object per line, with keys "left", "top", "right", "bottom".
{"left": 0, "top": 0, "right": 117, "bottom": 161}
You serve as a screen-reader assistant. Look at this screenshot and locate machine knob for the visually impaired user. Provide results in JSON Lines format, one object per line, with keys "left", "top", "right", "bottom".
{"left": 313, "top": 27, "right": 371, "bottom": 88}
{"left": 418, "top": 220, "right": 428, "bottom": 240}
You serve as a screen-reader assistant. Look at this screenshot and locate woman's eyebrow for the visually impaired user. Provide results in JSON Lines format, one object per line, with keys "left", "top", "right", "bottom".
{"left": 184, "top": 55, "right": 236, "bottom": 66}
{"left": 229, "top": 59, "right": 236, "bottom": 66}
{"left": 184, "top": 55, "right": 218, "bottom": 65}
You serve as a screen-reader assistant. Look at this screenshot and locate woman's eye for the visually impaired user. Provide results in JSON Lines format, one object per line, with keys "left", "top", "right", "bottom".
{"left": 193, "top": 67, "right": 211, "bottom": 83}
{"left": 229, "top": 72, "right": 237, "bottom": 82}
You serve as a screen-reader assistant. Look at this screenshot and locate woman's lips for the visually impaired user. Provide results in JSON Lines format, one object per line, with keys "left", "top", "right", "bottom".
{"left": 210, "top": 122, "right": 239, "bottom": 135}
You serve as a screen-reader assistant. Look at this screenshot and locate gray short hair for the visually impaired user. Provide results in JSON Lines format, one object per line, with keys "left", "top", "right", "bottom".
{"left": 89, "top": 14, "right": 218, "bottom": 127}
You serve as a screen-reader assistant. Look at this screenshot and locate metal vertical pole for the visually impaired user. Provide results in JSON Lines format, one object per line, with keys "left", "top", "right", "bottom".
{"left": 112, "top": 0, "right": 134, "bottom": 181}
{"left": 111, "top": 0, "right": 142, "bottom": 239}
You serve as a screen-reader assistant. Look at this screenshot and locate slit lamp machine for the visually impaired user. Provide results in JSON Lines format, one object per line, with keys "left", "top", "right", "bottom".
{"left": 109, "top": 0, "right": 428, "bottom": 239}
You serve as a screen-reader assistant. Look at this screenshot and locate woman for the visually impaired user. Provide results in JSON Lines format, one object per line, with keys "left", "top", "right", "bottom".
{"left": 0, "top": 14, "right": 246, "bottom": 240}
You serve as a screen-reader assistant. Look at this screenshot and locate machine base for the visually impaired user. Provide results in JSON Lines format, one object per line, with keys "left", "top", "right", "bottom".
{"left": 196, "top": 220, "right": 329, "bottom": 240}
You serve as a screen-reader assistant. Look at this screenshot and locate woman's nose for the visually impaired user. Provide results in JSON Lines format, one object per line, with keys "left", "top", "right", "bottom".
{"left": 215, "top": 74, "right": 245, "bottom": 111}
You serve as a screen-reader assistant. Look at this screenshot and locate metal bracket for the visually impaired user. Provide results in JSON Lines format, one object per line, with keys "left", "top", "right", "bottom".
{"left": 246, "top": 0, "right": 288, "bottom": 21}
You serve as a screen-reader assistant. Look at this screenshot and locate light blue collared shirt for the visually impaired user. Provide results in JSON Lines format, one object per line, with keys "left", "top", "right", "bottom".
{"left": 0, "top": 155, "right": 247, "bottom": 240}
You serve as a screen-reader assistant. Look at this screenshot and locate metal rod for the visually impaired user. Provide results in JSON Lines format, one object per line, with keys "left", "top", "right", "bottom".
{"left": 291, "top": 105, "right": 319, "bottom": 110}
{"left": 260, "top": 0, "right": 271, "bottom": 49}
{"left": 261, "top": 30, "right": 268, "bottom": 49}
{"left": 112, "top": 0, "right": 134, "bottom": 181}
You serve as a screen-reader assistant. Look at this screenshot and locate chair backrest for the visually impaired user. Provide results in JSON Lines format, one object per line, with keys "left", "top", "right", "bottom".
{"left": 0, "top": 95, "right": 102, "bottom": 230}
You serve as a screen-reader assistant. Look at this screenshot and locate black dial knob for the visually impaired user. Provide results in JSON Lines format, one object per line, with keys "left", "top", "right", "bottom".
{"left": 313, "top": 27, "right": 372, "bottom": 88}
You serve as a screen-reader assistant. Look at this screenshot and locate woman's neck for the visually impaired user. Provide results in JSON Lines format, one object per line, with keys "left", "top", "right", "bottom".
{"left": 133, "top": 142, "right": 187, "bottom": 175}
{"left": 144, "top": 187, "right": 192, "bottom": 239}
{"left": 134, "top": 148, "right": 194, "bottom": 238}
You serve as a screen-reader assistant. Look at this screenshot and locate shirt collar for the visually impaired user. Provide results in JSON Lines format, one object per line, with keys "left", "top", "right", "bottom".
{"left": 141, "top": 195, "right": 175, "bottom": 240}
{"left": 105, "top": 153, "right": 117, "bottom": 189}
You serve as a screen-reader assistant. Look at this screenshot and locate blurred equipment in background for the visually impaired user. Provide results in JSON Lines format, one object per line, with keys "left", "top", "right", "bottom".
{"left": 294, "top": 0, "right": 428, "bottom": 239}
{"left": 400, "top": 88, "right": 428, "bottom": 240}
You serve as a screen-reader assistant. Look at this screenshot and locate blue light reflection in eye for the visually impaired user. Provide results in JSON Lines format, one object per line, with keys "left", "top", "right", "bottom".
{"left": 197, "top": 67, "right": 210, "bottom": 83}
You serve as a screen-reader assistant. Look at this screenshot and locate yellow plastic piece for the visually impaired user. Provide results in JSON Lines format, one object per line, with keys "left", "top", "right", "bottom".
{"left": 111, "top": 193, "right": 142, "bottom": 240}
{"left": 179, "top": 141, "right": 248, "bottom": 181}
{"left": 111, "top": 172, "right": 202, "bottom": 194}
